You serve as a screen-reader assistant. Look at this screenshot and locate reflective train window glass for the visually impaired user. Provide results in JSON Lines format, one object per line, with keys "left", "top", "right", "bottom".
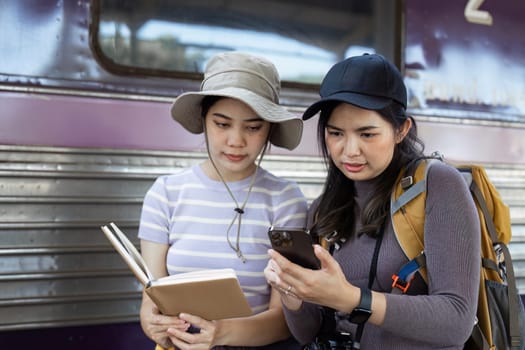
{"left": 94, "top": 0, "right": 399, "bottom": 84}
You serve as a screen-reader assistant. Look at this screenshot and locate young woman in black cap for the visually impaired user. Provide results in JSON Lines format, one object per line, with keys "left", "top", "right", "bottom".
{"left": 264, "top": 53, "right": 480, "bottom": 349}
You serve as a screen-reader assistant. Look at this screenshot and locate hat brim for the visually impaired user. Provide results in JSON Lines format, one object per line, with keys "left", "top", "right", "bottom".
{"left": 302, "top": 92, "right": 393, "bottom": 120}
{"left": 171, "top": 87, "right": 302, "bottom": 150}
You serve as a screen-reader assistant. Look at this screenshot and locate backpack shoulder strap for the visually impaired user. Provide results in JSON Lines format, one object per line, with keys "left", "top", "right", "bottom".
{"left": 390, "top": 158, "right": 439, "bottom": 285}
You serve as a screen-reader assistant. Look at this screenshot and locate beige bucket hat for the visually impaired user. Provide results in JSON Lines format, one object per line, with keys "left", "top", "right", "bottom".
{"left": 170, "top": 52, "right": 303, "bottom": 150}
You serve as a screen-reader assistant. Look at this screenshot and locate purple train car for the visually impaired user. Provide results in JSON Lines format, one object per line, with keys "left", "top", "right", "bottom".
{"left": 0, "top": 0, "right": 524, "bottom": 348}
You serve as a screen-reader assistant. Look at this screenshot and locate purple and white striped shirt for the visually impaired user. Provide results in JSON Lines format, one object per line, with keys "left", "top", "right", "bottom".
{"left": 138, "top": 164, "right": 308, "bottom": 313}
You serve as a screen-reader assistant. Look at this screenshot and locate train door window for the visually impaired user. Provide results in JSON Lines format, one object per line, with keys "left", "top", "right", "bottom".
{"left": 92, "top": 0, "right": 401, "bottom": 85}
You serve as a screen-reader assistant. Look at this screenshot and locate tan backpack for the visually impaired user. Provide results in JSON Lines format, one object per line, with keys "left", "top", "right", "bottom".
{"left": 390, "top": 155, "right": 524, "bottom": 350}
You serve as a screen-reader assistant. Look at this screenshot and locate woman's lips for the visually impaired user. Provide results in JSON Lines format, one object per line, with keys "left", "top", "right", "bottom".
{"left": 225, "top": 153, "right": 246, "bottom": 162}
{"left": 343, "top": 162, "right": 366, "bottom": 173}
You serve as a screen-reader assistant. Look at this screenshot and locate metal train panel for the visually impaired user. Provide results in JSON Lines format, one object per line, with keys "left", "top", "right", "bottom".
{"left": 1, "top": 144, "right": 524, "bottom": 330}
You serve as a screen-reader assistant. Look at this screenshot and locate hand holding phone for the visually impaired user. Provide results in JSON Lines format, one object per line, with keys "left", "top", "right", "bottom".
{"left": 268, "top": 226, "right": 320, "bottom": 269}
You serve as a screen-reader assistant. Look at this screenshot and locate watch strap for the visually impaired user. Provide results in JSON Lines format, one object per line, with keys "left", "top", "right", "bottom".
{"left": 359, "top": 287, "right": 372, "bottom": 312}
{"left": 348, "top": 287, "right": 372, "bottom": 324}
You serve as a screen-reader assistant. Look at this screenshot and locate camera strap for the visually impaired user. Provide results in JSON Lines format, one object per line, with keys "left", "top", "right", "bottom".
{"left": 352, "top": 225, "right": 384, "bottom": 349}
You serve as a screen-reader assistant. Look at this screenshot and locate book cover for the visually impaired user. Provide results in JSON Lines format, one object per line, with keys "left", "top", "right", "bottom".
{"left": 101, "top": 223, "right": 252, "bottom": 320}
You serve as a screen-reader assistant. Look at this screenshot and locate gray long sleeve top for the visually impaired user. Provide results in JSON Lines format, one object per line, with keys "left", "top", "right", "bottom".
{"left": 283, "top": 161, "right": 481, "bottom": 349}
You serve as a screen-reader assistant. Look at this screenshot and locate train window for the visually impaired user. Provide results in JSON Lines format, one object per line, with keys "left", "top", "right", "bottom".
{"left": 92, "top": 0, "right": 401, "bottom": 85}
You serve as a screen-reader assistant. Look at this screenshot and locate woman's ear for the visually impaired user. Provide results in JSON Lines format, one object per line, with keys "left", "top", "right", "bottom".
{"left": 396, "top": 117, "right": 412, "bottom": 143}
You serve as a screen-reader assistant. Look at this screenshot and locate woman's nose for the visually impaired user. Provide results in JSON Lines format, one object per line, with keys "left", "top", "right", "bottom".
{"left": 343, "top": 137, "right": 361, "bottom": 156}
{"left": 227, "top": 128, "right": 246, "bottom": 147}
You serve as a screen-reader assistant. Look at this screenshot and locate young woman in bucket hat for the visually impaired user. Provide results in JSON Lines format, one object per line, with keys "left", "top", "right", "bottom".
{"left": 138, "top": 52, "right": 307, "bottom": 350}
{"left": 264, "top": 53, "right": 480, "bottom": 349}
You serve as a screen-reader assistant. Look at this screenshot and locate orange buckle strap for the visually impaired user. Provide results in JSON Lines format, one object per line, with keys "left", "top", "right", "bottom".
{"left": 391, "top": 274, "right": 413, "bottom": 293}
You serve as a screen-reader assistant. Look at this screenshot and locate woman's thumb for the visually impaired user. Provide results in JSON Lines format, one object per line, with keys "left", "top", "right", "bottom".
{"left": 313, "top": 244, "right": 333, "bottom": 268}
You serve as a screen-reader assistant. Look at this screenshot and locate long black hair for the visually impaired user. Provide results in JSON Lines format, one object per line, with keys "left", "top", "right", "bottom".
{"left": 311, "top": 101, "right": 425, "bottom": 241}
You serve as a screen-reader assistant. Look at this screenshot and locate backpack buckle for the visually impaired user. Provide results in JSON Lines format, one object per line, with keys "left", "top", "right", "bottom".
{"left": 391, "top": 274, "right": 413, "bottom": 293}
{"left": 400, "top": 175, "right": 414, "bottom": 190}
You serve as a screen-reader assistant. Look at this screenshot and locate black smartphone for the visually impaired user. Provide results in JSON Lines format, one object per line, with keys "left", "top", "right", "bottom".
{"left": 268, "top": 226, "right": 320, "bottom": 269}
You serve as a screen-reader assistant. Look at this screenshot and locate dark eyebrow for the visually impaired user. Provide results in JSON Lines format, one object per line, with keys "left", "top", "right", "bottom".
{"left": 355, "top": 125, "right": 379, "bottom": 132}
{"left": 326, "top": 123, "right": 379, "bottom": 132}
{"left": 212, "top": 112, "right": 263, "bottom": 122}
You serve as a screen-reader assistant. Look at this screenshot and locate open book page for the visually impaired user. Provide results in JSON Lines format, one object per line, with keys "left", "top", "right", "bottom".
{"left": 151, "top": 268, "right": 238, "bottom": 286}
{"left": 101, "top": 222, "right": 252, "bottom": 319}
{"left": 101, "top": 223, "right": 154, "bottom": 286}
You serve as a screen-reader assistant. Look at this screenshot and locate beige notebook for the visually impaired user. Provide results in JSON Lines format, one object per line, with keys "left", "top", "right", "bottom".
{"left": 101, "top": 222, "right": 252, "bottom": 320}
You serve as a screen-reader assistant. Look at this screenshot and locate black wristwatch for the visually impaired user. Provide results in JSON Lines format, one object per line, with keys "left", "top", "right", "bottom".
{"left": 347, "top": 287, "right": 372, "bottom": 324}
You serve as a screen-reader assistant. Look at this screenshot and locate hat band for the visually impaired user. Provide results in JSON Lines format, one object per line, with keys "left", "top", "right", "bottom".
{"left": 201, "top": 68, "right": 280, "bottom": 103}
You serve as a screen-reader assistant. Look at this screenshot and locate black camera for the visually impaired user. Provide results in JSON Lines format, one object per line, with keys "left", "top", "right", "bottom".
{"left": 305, "top": 333, "right": 353, "bottom": 350}
{"left": 268, "top": 227, "right": 320, "bottom": 269}
{"left": 269, "top": 229, "right": 293, "bottom": 247}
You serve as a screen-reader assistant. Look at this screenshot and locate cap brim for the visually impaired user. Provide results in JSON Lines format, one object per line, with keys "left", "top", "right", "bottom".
{"left": 302, "top": 92, "right": 393, "bottom": 120}
{"left": 171, "top": 88, "right": 303, "bottom": 150}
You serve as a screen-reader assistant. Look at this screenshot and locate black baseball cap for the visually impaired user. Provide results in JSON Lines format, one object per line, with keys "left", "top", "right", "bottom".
{"left": 302, "top": 53, "right": 407, "bottom": 120}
